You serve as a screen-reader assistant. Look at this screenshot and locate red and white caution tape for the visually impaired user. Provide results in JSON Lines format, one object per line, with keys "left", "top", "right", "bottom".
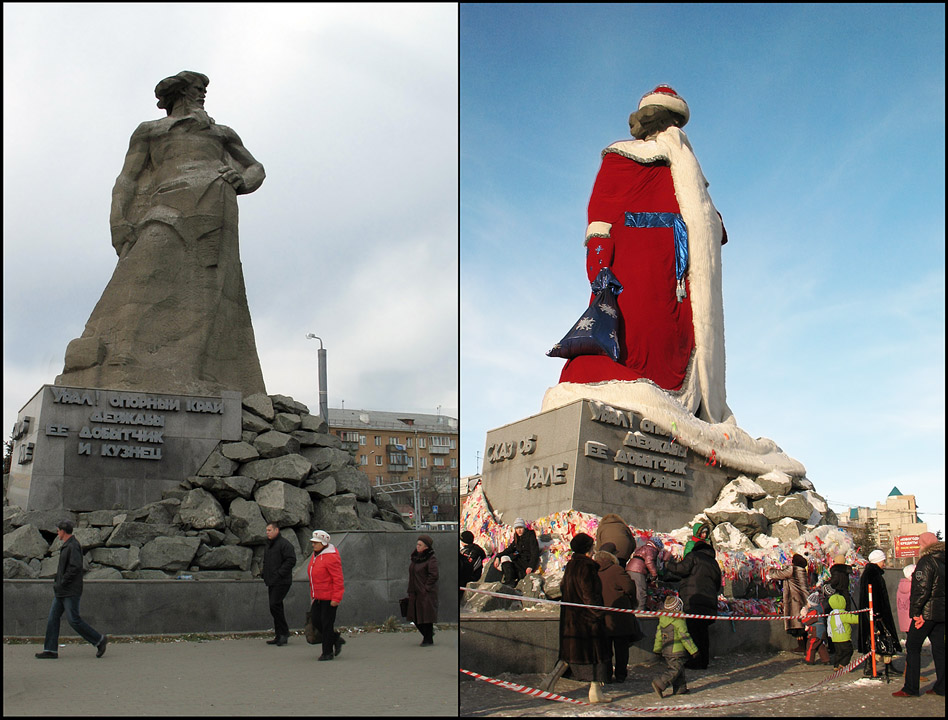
{"left": 460, "top": 653, "right": 869, "bottom": 713}
{"left": 461, "top": 586, "right": 871, "bottom": 620}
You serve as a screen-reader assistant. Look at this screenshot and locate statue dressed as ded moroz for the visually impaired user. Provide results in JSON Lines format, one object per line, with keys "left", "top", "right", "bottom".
{"left": 56, "top": 71, "right": 267, "bottom": 398}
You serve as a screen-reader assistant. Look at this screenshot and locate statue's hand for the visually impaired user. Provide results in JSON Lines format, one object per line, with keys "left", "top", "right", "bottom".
{"left": 219, "top": 166, "right": 245, "bottom": 191}
{"left": 111, "top": 222, "right": 135, "bottom": 257}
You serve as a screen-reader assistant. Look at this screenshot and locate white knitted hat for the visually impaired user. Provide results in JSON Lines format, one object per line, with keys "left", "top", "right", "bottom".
{"left": 638, "top": 85, "right": 690, "bottom": 125}
{"left": 868, "top": 549, "right": 886, "bottom": 564}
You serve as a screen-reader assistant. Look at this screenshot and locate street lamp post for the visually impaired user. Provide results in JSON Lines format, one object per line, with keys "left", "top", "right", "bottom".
{"left": 305, "top": 334, "right": 328, "bottom": 424}
{"left": 413, "top": 426, "right": 421, "bottom": 530}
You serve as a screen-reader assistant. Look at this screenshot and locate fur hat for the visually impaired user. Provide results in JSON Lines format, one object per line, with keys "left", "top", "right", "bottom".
{"left": 868, "top": 549, "right": 886, "bottom": 564}
{"left": 919, "top": 532, "right": 938, "bottom": 548}
{"left": 639, "top": 85, "right": 689, "bottom": 125}
{"left": 417, "top": 534, "right": 434, "bottom": 549}
{"left": 570, "top": 533, "right": 594, "bottom": 555}
{"left": 599, "top": 542, "right": 618, "bottom": 555}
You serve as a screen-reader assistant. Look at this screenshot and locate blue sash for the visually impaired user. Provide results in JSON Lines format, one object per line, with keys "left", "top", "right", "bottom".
{"left": 625, "top": 211, "right": 688, "bottom": 301}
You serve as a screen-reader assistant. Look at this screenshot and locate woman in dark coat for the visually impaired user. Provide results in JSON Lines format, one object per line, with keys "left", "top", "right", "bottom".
{"left": 407, "top": 535, "right": 439, "bottom": 646}
{"left": 858, "top": 550, "right": 901, "bottom": 675}
{"left": 595, "top": 544, "right": 641, "bottom": 683}
{"left": 664, "top": 538, "right": 721, "bottom": 669}
{"left": 559, "top": 533, "right": 611, "bottom": 704}
{"left": 768, "top": 554, "right": 810, "bottom": 652}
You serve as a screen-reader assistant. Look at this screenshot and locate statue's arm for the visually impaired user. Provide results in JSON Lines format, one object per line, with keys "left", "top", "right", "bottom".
{"left": 110, "top": 122, "right": 151, "bottom": 257}
{"left": 220, "top": 125, "right": 265, "bottom": 195}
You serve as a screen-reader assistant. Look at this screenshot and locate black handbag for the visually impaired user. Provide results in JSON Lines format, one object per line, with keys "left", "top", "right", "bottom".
{"left": 304, "top": 609, "right": 322, "bottom": 644}
{"left": 399, "top": 597, "right": 409, "bottom": 618}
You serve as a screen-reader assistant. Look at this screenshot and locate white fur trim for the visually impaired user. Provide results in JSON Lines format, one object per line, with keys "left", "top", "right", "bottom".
{"left": 639, "top": 91, "right": 689, "bottom": 124}
{"left": 584, "top": 221, "right": 612, "bottom": 246}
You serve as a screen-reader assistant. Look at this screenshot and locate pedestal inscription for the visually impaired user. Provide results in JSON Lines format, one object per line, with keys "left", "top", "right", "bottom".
{"left": 8, "top": 385, "right": 241, "bottom": 512}
{"left": 481, "top": 399, "right": 736, "bottom": 531}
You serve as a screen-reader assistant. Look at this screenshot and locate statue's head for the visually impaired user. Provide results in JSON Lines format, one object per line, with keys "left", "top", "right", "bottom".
{"left": 629, "top": 84, "right": 689, "bottom": 139}
{"left": 155, "top": 71, "right": 210, "bottom": 115}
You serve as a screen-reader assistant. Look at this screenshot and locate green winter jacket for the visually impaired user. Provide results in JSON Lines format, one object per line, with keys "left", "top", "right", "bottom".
{"left": 827, "top": 593, "right": 858, "bottom": 642}
{"left": 653, "top": 615, "right": 698, "bottom": 657}
{"left": 683, "top": 522, "right": 711, "bottom": 557}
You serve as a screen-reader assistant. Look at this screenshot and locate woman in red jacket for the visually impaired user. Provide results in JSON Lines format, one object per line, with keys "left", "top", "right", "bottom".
{"left": 307, "top": 530, "right": 345, "bottom": 661}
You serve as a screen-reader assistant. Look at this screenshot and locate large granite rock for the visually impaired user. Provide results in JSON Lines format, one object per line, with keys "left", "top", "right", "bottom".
{"left": 253, "top": 431, "right": 300, "bottom": 459}
{"left": 106, "top": 522, "right": 178, "bottom": 548}
{"left": 139, "top": 536, "right": 201, "bottom": 571}
{"left": 3, "top": 557, "right": 38, "bottom": 578}
{"left": 710, "top": 522, "right": 757, "bottom": 552}
{"left": 303, "top": 447, "right": 352, "bottom": 474}
{"left": 243, "top": 393, "right": 275, "bottom": 421}
{"left": 220, "top": 441, "right": 259, "bottom": 463}
{"left": 241, "top": 455, "right": 313, "bottom": 485}
{"left": 227, "top": 498, "right": 269, "bottom": 545}
{"left": 272, "top": 413, "right": 301, "bottom": 433}
{"left": 770, "top": 517, "right": 806, "bottom": 543}
{"left": 754, "top": 494, "right": 817, "bottom": 523}
{"left": 194, "top": 544, "right": 253, "bottom": 571}
{"left": 311, "top": 493, "right": 360, "bottom": 531}
{"left": 704, "top": 496, "right": 769, "bottom": 537}
{"left": 254, "top": 481, "right": 312, "bottom": 527}
{"left": 178, "top": 488, "right": 227, "bottom": 530}
{"left": 3, "top": 525, "right": 49, "bottom": 561}
{"left": 89, "top": 546, "right": 141, "bottom": 571}
{"left": 755, "top": 470, "right": 794, "bottom": 497}
{"left": 463, "top": 581, "right": 523, "bottom": 611}
{"left": 333, "top": 467, "right": 373, "bottom": 502}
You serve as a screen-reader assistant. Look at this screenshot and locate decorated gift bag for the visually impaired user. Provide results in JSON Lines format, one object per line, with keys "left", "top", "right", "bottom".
{"left": 547, "top": 267, "right": 623, "bottom": 361}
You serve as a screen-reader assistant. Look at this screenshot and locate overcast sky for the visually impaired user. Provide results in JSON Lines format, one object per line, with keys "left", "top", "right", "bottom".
{"left": 3, "top": 4, "right": 459, "bottom": 438}
{"left": 460, "top": 3, "right": 945, "bottom": 536}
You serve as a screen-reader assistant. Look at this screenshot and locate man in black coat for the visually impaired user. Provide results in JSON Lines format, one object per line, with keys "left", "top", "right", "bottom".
{"left": 664, "top": 539, "right": 721, "bottom": 670}
{"left": 35, "top": 520, "right": 108, "bottom": 659}
{"left": 262, "top": 523, "right": 297, "bottom": 645}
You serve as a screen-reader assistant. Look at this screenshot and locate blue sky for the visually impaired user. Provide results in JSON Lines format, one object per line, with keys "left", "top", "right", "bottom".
{"left": 460, "top": 3, "right": 945, "bottom": 536}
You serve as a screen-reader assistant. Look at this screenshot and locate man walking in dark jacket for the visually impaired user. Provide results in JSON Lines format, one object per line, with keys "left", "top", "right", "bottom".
{"left": 35, "top": 520, "right": 107, "bottom": 659}
{"left": 262, "top": 523, "right": 297, "bottom": 646}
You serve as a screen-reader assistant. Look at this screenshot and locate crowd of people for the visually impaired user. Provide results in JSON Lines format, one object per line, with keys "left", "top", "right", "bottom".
{"left": 459, "top": 514, "right": 945, "bottom": 704}
{"left": 35, "top": 520, "right": 442, "bottom": 660}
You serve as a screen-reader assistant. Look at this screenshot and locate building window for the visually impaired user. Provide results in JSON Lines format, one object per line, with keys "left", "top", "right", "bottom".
{"left": 342, "top": 431, "right": 360, "bottom": 442}
{"left": 359, "top": 435, "right": 366, "bottom": 446}
{"left": 431, "top": 436, "right": 450, "bottom": 447}
{"left": 420, "top": 457, "right": 427, "bottom": 469}
{"left": 375, "top": 456, "right": 383, "bottom": 466}
{"left": 450, "top": 458, "right": 457, "bottom": 469}
{"left": 406, "top": 437, "right": 413, "bottom": 449}
{"left": 374, "top": 436, "right": 381, "bottom": 446}
{"left": 407, "top": 457, "right": 414, "bottom": 468}
{"left": 434, "top": 457, "right": 445, "bottom": 467}
{"left": 360, "top": 455, "right": 368, "bottom": 466}
{"left": 418, "top": 437, "right": 426, "bottom": 449}
{"left": 450, "top": 438, "right": 457, "bottom": 450}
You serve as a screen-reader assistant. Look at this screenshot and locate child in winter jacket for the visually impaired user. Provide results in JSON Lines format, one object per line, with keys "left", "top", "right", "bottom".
{"left": 651, "top": 594, "right": 698, "bottom": 698}
{"left": 801, "top": 592, "right": 830, "bottom": 664}
{"left": 827, "top": 592, "right": 859, "bottom": 669}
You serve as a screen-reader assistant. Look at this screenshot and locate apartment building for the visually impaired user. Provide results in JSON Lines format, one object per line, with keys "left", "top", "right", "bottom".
{"left": 327, "top": 408, "right": 459, "bottom": 524}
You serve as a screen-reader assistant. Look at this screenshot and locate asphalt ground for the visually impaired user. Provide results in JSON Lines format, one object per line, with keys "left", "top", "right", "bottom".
{"left": 3, "top": 627, "right": 459, "bottom": 716}
{"left": 459, "top": 644, "right": 945, "bottom": 717}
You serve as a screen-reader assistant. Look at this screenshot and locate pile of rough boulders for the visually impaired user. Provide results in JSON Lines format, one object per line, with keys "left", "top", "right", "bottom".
{"left": 667, "top": 470, "right": 839, "bottom": 552}
{"left": 2, "top": 392, "right": 410, "bottom": 580}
